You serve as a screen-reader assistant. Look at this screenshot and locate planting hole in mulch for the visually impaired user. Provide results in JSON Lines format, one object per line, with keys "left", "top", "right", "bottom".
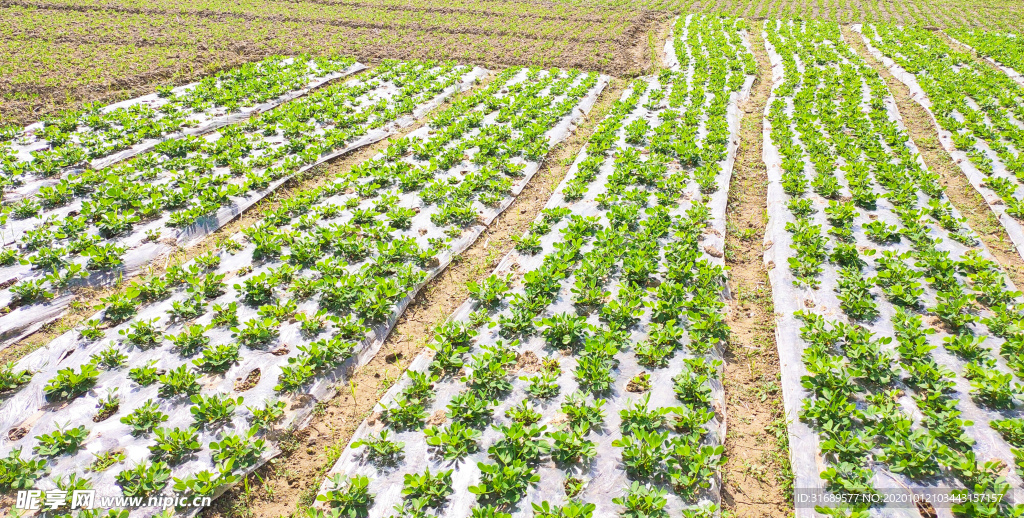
{"left": 93, "top": 404, "right": 119, "bottom": 423}
{"left": 235, "top": 368, "right": 261, "bottom": 392}
{"left": 916, "top": 500, "right": 938, "bottom": 518}
{"left": 515, "top": 350, "right": 541, "bottom": 373}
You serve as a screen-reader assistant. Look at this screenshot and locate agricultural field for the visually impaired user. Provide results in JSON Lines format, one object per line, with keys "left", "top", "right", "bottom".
{"left": 634, "top": 0, "right": 1024, "bottom": 30}
{"left": 854, "top": 24, "right": 1024, "bottom": 262}
{"left": 764, "top": 18, "right": 1024, "bottom": 517}
{"left": 3, "top": 2, "right": 1024, "bottom": 518}
{"left": 3, "top": 0, "right": 1024, "bottom": 125}
{"left": 0, "top": 1, "right": 653, "bottom": 126}
{"left": 0, "top": 59, "right": 484, "bottom": 348}
{"left": 314, "top": 14, "right": 754, "bottom": 517}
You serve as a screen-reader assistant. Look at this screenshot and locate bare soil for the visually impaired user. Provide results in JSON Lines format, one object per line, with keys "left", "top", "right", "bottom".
{"left": 843, "top": 26, "right": 1024, "bottom": 287}
{"left": 0, "top": 1, "right": 664, "bottom": 124}
{"left": 625, "top": 373, "right": 652, "bottom": 393}
{"left": 92, "top": 403, "right": 119, "bottom": 423}
{"left": 198, "top": 77, "right": 627, "bottom": 518}
{"left": 235, "top": 368, "right": 262, "bottom": 393}
{"left": 6, "top": 1, "right": 634, "bottom": 45}
{"left": 1, "top": 49, "right": 250, "bottom": 126}
{"left": 515, "top": 350, "right": 542, "bottom": 374}
{"left": 720, "top": 26, "right": 793, "bottom": 518}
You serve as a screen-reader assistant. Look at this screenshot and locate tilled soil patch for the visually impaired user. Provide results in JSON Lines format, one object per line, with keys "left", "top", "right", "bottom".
{"left": 720, "top": 25, "right": 792, "bottom": 518}
{"left": 0, "top": 1, "right": 665, "bottom": 124}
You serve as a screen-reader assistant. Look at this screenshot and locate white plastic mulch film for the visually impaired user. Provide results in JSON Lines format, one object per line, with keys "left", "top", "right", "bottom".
{"left": 764, "top": 20, "right": 1024, "bottom": 518}
{"left": 851, "top": 24, "right": 1024, "bottom": 267}
{"left": 0, "top": 66, "right": 608, "bottom": 517}
{"left": 2, "top": 56, "right": 366, "bottom": 202}
{"left": 941, "top": 30, "right": 1024, "bottom": 88}
{"left": 315, "top": 15, "right": 755, "bottom": 518}
{"left": 0, "top": 61, "right": 486, "bottom": 351}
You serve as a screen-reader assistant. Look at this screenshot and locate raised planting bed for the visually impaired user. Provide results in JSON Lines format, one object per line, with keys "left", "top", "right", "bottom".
{"left": 0, "top": 65, "right": 607, "bottom": 517}
{"left": 313, "top": 15, "right": 756, "bottom": 518}
{"left": 765, "top": 19, "right": 1024, "bottom": 517}
{"left": 856, "top": 23, "right": 1024, "bottom": 265}
{"left": 0, "top": 60, "right": 485, "bottom": 349}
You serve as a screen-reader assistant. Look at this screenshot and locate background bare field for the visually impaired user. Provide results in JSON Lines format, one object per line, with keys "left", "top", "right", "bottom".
{"left": 0, "top": 0, "right": 657, "bottom": 124}
{"left": 3, "top": 0, "right": 1023, "bottom": 125}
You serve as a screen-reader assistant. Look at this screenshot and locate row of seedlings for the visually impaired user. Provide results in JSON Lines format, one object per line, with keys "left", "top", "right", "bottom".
{"left": 0, "top": 60, "right": 484, "bottom": 350}
{"left": 0, "top": 55, "right": 363, "bottom": 199}
{"left": 0, "top": 66, "right": 606, "bottom": 515}
{"left": 853, "top": 24, "right": 1024, "bottom": 264}
{"left": 943, "top": 29, "right": 1024, "bottom": 86}
{"left": 764, "top": 19, "right": 1024, "bottom": 516}
{"left": 313, "top": 14, "right": 755, "bottom": 518}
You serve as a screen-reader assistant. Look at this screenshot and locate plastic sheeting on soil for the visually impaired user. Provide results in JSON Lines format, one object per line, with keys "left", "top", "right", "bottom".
{"left": 764, "top": 20, "right": 1024, "bottom": 518}
{"left": 315, "top": 16, "right": 755, "bottom": 517}
{"left": 0, "top": 67, "right": 607, "bottom": 518}
{"left": 0, "top": 63, "right": 484, "bottom": 352}
{"left": 852, "top": 24, "right": 1024, "bottom": 266}
{"left": 941, "top": 32, "right": 1024, "bottom": 88}
{"left": 3, "top": 57, "right": 365, "bottom": 204}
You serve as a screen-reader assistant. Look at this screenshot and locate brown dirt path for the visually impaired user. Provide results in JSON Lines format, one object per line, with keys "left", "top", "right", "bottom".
{"left": 720, "top": 25, "right": 793, "bottom": 518}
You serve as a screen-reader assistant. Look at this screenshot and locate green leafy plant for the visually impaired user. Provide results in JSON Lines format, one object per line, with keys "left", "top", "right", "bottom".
{"left": 90, "top": 450, "right": 126, "bottom": 472}
{"left": 119, "top": 318, "right": 162, "bottom": 347}
{"left": 210, "top": 428, "right": 266, "bottom": 469}
{"left": 172, "top": 461, "right": 240, "bottom": 497}
{"left": 44, "top": 363, "right": 100, "bottom": 401}
{"left": 532, "top": 501, "right": 596, "bottom": 518}
{"left": 33, "top": 424, "right": 88, "bottom": 457}
{"left": 467, "top": 274, "right": 511, "bottom": 308}
{"left": 90, "top": 344, "right": 128, "bottom": 369}
{"left": 540, "top": 313, "right": 591, "bottom": 350}
{"left": 116, "top": 461, "right": 171, "bottom": 497}
{"left": 121, "top": 399, "right": 168, "bottom": 435}
{"left": 424, "top": 421, "right": 482, "bottom": 460}
{"left": 190, "top": 393, "right": 243, "bottom": 425}
{"left": 168, "top": 324, "right": 211, "bottom": 355}
{"left": 193, "top": 343, "right": 241, "bottom": 372}
{"left": 158, "top": 365, "right": 200, "bottom": 397}
{"left": 248, "top": 399, "right": 287, "bottom": 430}
{"left": 79, "top": 319, "right": 105, "bottom": 341}
{"left": 128, "top": 361, "right": 160, "bottom": 386}
{"left": 0, "top": 361, "right": 32, "bottom": 392}
{"left": 488, "top": 422, "right": 550, "bottom": 465}
{"left": 232, "top": 317, "right": 280, "bottom": 348}
{"left": 383, "top": 395, "right": 428, "bottom": 431}
{"left": 149, "top": 427, "right": 201, "bottom": 464}
{"left": 0, "top": 448, "right": 48, "bottom": 490}
{"left": 521, "top": 370, "right": 560, "bottom": 399}
{"left": 317, "top": 474, "right": 374, "bottom": 514}
{"left": 613, "top": 482, "right": 669, "bottom": 518}
{"left": 468, "top": 459, "right": 539, "bottom": 507}
{"left": 548, "top": 425, "right": 597, "bottom": 465}
{"left": 351, "top": 430, "right": 405, "bottom": 465}
{"left": 95, "top": 388, "right": 120, "bottom": 421}
{"left": 562, "top": 392, "right": 606, "bottom": 429}
{"left": 446, "top": 390, "right": 494, "bottom": 428}
{"left": 100, "top": 292, "right": 138, "bottom": 323}
{"left": 506, "top": 399, "right": 543, "bottom": 425}
{"left": 401, "top": 468, "right": 454, "bottom": 510}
